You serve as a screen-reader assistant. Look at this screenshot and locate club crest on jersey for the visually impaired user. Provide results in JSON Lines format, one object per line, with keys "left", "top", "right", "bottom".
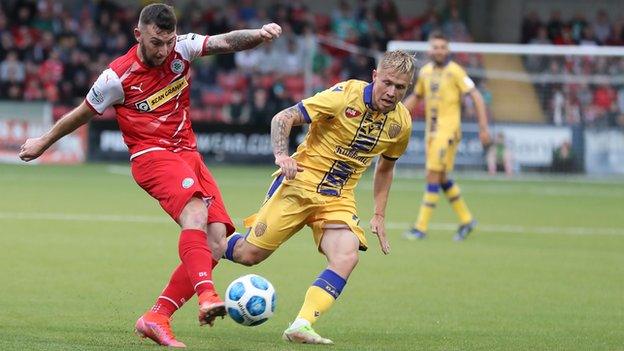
{"left": 171, "top": 59, "right": 185, "bottom": 74}
{"left": 254, "top": 222, "right": 267, "bottom": 237}
{"left": 182, "top": 177, "right": 194, "bottom": 189}
{"left": 345, "top": 107, "right": 361, "bottom": 118}
{"left": 388, "top": 123, "right": 402, "bottom": 138}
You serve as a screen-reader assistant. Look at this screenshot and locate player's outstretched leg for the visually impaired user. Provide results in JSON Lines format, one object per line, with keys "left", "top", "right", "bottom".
{"left": 283, "top": 228, "right": 358, "bottom": 345}
{"left": 282, "top": 269, "right": 339, "bottom": 345}
{"left": 178, "top": 198, "right": 226, "bottom": 326}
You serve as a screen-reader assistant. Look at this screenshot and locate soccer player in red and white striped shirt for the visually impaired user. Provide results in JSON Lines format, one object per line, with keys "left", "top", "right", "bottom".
{"left": 19, "top": 3, "right": 281, "bottom": 348}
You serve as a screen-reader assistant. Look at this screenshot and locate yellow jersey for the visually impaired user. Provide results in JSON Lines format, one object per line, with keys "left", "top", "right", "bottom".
{"left": 287, "top": 79, "right": 412, "bottom": 197}
{"left": 414, "top": 60, "right": 475, "bottom": 138}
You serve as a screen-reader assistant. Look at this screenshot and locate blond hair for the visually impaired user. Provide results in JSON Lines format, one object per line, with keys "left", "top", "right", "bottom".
{"left": 377, "top": 50, "right": 416, "bottom": 78}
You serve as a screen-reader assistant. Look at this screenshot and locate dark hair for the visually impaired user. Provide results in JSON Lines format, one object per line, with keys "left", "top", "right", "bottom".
{"left": 428, "top": 30, "right": 448, "bottom": 42}
{"left": 139, "top": 3, "right": 176, "bottom": 32}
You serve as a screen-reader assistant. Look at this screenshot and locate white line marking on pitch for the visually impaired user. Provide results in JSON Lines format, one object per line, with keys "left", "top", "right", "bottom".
{"left": 0, "top": 212, "right": 622, "bottom": 237}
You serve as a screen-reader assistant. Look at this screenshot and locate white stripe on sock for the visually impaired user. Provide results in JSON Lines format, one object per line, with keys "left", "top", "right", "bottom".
{"left": 193, "top": 280, "right": 214, "bottom": 290}
{"left": 158, "top": 295, "right": 180, "bottom": 310}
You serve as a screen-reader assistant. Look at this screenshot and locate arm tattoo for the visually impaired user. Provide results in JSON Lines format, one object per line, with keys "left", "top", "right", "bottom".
{"left": 205, "top": 30, "right": 263, "bottom": 54}
{"left": 271, "top": 106, "right": 305, "bottom": 157}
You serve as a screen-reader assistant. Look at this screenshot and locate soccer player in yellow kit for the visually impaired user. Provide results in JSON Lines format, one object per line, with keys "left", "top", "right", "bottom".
{"left": 223, "top": 51, "right": 414, "bottom": 344}
{"left": 403, "top": 31, "right": 490, "bottom": 241}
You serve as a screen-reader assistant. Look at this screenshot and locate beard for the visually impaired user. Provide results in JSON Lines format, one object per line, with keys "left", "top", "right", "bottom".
{"left": 433, "top": 54, "right": 448, "bottom": 66}
{"left": 139, "top": 43, "right": 162, "bottom": 67}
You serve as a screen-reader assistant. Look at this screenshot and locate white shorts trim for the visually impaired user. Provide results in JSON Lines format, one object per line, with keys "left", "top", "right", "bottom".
{"left": 129, "top": 147, "right": 167, "bottom": 160}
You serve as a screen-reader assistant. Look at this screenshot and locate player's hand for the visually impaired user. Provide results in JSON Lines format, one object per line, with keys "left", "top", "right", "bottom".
{"left": 370, "top": 213, "right": 390, "bottom": 255}
{"left": 19, "top": 137, "right": 49, "bottom": 162}
{"left": 479, "top": 129, "right": 491, "bottom": 147}
{"left": 259, "top": 23, "right": 281, "bottom": 42}
{"left": 275, "top": 154, "right": 302, "bottom": 180}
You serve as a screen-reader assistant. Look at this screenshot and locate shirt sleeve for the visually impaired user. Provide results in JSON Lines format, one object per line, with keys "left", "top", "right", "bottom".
{"left": 297, "top": 84, "right": 346, "bottom": 123}
{"left": 382, "top": 114, "right": 412, "bottom": 161}
{"left": 84, "top": 68, "right": 124, "bottom": 115}
{"left": 175, "top": 33, "right": 209, "bottom": 61}
{"left": 455, "top": 66, "right": 476, "bottom": 94}
{"left": 414, "top": 68, "right": 425, "bottom": 97}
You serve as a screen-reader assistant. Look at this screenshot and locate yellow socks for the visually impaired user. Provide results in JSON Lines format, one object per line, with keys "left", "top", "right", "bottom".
{"left": 414, "top": 184, "right": 440, "bottom": 233}
{"left": 442, "top": 180, "right": 473, "bottom": 224}
{"left": 296, "top": 269, "right": 346, "bottom": 324}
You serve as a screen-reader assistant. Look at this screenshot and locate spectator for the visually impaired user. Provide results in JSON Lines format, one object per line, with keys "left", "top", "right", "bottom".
{"left": 23, "top": 79, "right": 43, "bottom": 101}
{"left": 223, "top": 91, "right": 249, "bottom": 124}
{"left": 269, "top": 81, "right": 294, "bottom": 116}
{"left": 551, "top": 89, "right": 565, "bottom": 125}
{"left": 569, "top": 13, "right": 587, "bottom": 43}
{"left": 331, "top": 0, "right": 357, "bottom": 40}
{"left": 487, "top": 132, "right": 514, "bottom": 176}
{"left": 249, "top": 88, "right": 273, "bottom": 125}
{"left": 280, "top": 37, "right": 304, "bottom": 75}
{"left": 532, "top": 25, "right": 553, "bottom": 42}
{"left": 421, "top": 12, "right": 441, "bottom": 40}
{"left": 551, "top": 140, "right": 575, "bottom": 173}
{"left": 579, "top": 25, "right": 599, "bottom": 46}
{"left": 592, "top": 10, "right": 611, "bottom": 44}
{"left": 234, "top": 48, "right": 260, "bottom": 74}
{"left": 564, "top": 96, "right": 581, "bottom": 125}
{"left": 607, "top": 19, "right": 624, "bottom": 46}
{"left": 356, "top": 8, "right": 384, "bottom": 41}
{"left": 546, "top": 10, "right": 564, "bottom": 41}
{"left": 443, "top": 8, "right": 468, "bottom": 42}
{"left": 521, "top": 10, "right": 542, "bottom": 43}
{"left": 553, "top": 26, "right": 575, "bottom": 45}
{"left": 255, "top": 42, "right": 280, "bottom": 74}
{"left": 374, "top": 0, "right": 399, "bottom": 31}
{"left": 0, "top": 51, "right": 26, "bottom": 83}
{"left": 593, "top": 82, "right": 617, "bottom": 126}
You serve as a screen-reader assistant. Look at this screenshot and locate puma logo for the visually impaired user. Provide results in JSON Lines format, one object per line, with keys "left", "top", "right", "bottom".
{"left": 130, "top": 83, "right": 143, "bottom": 93}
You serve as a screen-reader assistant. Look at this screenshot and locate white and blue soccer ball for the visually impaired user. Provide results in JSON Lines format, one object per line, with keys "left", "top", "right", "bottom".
{"left": 224, "top": 274, "right": 276, "bottom": 326}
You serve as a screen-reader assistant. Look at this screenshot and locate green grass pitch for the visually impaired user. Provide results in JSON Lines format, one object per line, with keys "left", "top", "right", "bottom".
{"left": 0, "top": 163, "right": 623, "bottom": 350}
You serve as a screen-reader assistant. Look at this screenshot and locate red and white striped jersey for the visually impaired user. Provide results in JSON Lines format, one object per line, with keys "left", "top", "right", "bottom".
{"left": 85, "top": 33, "right": 208, "bottom": 159}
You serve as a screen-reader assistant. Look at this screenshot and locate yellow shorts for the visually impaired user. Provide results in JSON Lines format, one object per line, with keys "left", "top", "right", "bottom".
{"left": 426, "top": 134, "right": 460, "bottom": 172}
{"left": 243, "top": 178, "right": 367, "bottom": 252}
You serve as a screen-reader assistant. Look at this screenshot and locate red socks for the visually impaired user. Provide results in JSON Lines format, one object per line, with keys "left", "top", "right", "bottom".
{"left": 152, "top": 229, "right": 221, "bottom": 317}
{"left": 151, "top": 263, "right": 195, "bottom": 317}
{"left": 178, "top": 229, "right": 215, "bottom": 296}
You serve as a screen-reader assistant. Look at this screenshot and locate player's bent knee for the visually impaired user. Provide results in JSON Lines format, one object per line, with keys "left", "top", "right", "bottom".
{"left": 330, "top": 251, "right": 359, "bottom": 271}
{"left": 179, "top": 197, "right": 208, "bottom": 230}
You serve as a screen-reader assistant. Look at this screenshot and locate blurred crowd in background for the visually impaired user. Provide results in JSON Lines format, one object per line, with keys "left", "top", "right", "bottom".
{"left": 0, "top": 0, "right": 475, "bottom": 124}
{"left": 0, "top": 0, "right": 623, "bottom": 129}
{"left": 521, "top": 9, "right": 624, "bottom": 128}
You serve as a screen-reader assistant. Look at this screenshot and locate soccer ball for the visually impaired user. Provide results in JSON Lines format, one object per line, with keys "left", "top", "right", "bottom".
{"left": 224, "top": 274, "right": 276, "bottom": 326}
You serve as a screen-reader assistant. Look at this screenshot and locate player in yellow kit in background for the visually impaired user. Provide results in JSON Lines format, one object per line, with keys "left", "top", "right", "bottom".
{"left": 223, "top": 51, "right": 415, "bottom": 344}
{"left": 403, "top": 31, "right": 491, "bottom": 241}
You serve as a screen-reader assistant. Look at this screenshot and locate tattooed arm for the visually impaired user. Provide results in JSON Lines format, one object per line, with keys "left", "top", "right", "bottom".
{"left": 271, "top": 105, "right": 306, "bottom": 180}
{"left": 204, "top": 23, "right": 282, "bottom": 55}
